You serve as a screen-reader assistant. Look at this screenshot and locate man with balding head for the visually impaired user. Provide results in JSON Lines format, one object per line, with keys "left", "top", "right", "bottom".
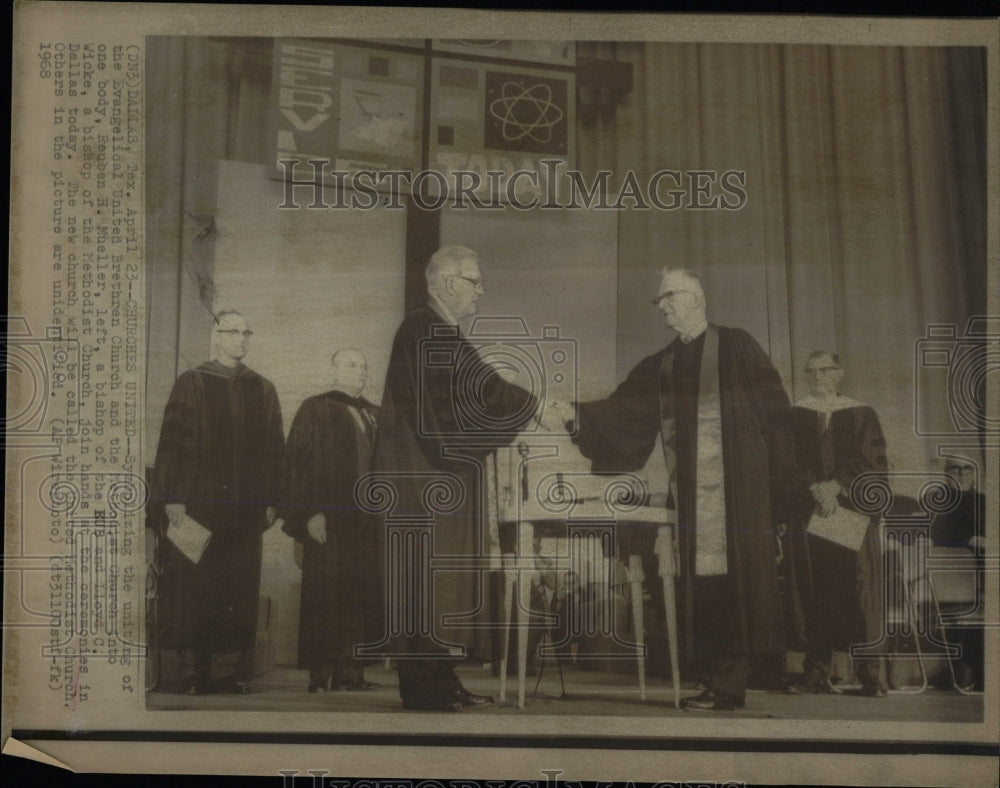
{"left": 374, "top": 245, "right": 541, "bottom": 711}
{"left": 554, "top": 267, "right": 794, "bottom": 711}
{"left": 282, "top": 348, "right": 382, "bottom": 693}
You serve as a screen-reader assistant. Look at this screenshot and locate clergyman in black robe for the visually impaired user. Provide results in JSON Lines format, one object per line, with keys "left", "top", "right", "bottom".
{"left": 153, "top": 311, "right": 284, "bottom": 694}
{"left": 281, "top": 348, "right": 383, "bottom": 692}
{"left": 556, "top": 268, "right": 793, "bottom": 711}
{"left": 781, "top": 351, "right": 889, "bottom": 696}
{"left": 372, "top": 245, "right": 539, "bottom": 711}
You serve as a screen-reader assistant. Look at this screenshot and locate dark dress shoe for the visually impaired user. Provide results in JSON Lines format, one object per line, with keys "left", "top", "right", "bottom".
{"left": 179, "top": 676, "right": 209, "bottom": 696}
{"left": 216, "top": 676, "right": 253, "bottom": 695}
{"left": 401, "top": 696, "right": 463, "bottom": 712}
{"left": 786, "top": 668, "right": 841, "bottom": 695}
{"left": 956, "top": 664, "right": 977, "bottom": 693}
{"left": 344, "top": 679, "right": 382, "bottom": 691}
{"left": 680, "top": 690, "right": 744, "bottom": 711}
{"left": 860, "top": 683, "right": 887, "bottom": 698}
{"left": 453, "top": 688, "right": 494, "bottom": 707}
{"left": 308, "top": 681, "right": 329, "bottom": 694}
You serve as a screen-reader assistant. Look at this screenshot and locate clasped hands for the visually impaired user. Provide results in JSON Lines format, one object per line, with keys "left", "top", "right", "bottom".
{"left": 536, "top": 398, "right": 575, "bottom": 433}
{"left": 486, "top": 359, "right": 574, "bottom": 433}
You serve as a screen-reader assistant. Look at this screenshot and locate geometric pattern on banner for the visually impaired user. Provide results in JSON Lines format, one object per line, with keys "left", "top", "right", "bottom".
{"left": 484, "top": 70, "right": 569, "bottom": 155}
{"left": 429, "top": 56, "right": 575, "bottom": 201}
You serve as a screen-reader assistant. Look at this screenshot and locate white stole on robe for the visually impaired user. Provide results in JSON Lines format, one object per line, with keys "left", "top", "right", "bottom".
{"left": 660, "top": 326, "right": 729, "bottom": 576}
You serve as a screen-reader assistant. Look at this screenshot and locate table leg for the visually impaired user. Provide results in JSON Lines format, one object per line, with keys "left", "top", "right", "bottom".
{"left": 628, "top": 554, "right": 646, "bottom": 701}
{"left": 661, "top": 572, "right": 681, "bottom": 709}
{"left": 516, "top": 522, "right": 534, "bottom": 709}
{"left": 499, "top": 555, "right": 514, "bottom": 703}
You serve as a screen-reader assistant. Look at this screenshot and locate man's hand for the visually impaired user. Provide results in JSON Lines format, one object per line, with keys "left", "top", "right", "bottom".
{"left": 810, "top": 480, "right": 841, "bottom": 517}
{"left": 538, "top": 399, "right": 573, "bottom": 433}
{"left": 164, "top": 503, "right": 186, "bottom": 527}
{"left": 266, "top": 506, "right": 277, "bottom": 526}
{"left": 307, "top": 512, "right": 327, "bottom": 544}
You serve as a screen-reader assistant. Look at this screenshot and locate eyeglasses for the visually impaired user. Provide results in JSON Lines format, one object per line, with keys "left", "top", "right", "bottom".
{"left": 215, "top": 329, "right": 254, "bottom": 338}
{"left": 944, "top": 465, "right": 975, "bottom": 475}
{"left": 804, "top": 366, "right": 840, "bottom": 374}
{"left": 651, "top": 290, "right": 691, "bottom": 307}
{"left": 455, "top": 275, "right": 485, "bottom": 292}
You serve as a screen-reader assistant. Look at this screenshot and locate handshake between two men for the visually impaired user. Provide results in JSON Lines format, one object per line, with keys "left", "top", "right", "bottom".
{"left": 486, "top": 358, "right": 574, "bottom": 435}
{"left": 537, "top": 397, "right": 575, "bottom": 434}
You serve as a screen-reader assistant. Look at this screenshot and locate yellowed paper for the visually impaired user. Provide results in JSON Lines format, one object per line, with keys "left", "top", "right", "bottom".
{"left": 5, "top": 3, "right": 999, "bottom": 785}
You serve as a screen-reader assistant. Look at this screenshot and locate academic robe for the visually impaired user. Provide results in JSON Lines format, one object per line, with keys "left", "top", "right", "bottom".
{"left": 781, "top": 400, "right": 888, "bottom": 667}
{"left": 373, "top": 305, "right": 538, "bottom": 663}
{"left": 930, "top": 488, "right": 984, "bottom": 548}
{"left": 926, "top": 487, "right": 985, "bottom": 690}
{"left": 281, "top": 390, "right": 382, "bottom": 675}
{"left": 572, "top": 325, "right": 792, "bottom": 667}
{"left": 153, "top": 361, "right": 284, "bottom": 657}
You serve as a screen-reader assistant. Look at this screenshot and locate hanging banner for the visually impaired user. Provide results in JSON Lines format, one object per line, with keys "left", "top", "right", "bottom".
{"left": 272, "top": 39, "right": 425, "bottom": 191}
{"left": 428, "top": 55, "right": 576, "bottom": 205}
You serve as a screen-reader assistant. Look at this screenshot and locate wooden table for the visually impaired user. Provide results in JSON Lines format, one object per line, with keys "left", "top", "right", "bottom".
{"left": 497, "top": 477, "right": 680, "bottom": 709}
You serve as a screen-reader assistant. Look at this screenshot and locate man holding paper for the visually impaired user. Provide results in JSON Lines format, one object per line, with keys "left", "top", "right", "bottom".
{"left": 153, "top": 310, "right": 285, "bottom": 695}
{"left": 782, "top": 351, "right": 888, "bottom": 697}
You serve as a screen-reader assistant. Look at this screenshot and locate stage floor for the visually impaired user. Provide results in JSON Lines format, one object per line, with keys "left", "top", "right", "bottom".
{"left": 146, "top": 664, "right": 984, "bottom": 722}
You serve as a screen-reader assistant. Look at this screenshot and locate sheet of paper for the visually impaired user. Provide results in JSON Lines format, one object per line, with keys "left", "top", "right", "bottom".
{"left": 165, "top": 514, "right": 212, "bottom": 565}
{"left": 807, "top": 506, "right": 870, "bottom": 552}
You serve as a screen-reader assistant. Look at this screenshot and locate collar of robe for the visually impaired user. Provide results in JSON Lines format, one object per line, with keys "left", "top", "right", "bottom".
{"left": 201, "top": 359, "right": 248, "bottom": 377}
{"left": 676, "top": 322, "right": 708, "bottom": 344}
{"left": 794, "top": 393, "right": 865, "bottom": 413}
{"left": 323, "top": 389, "right": 374, "bottom": 410}
{"left": 428, "top": 294, "right": 459, "bottom": 326}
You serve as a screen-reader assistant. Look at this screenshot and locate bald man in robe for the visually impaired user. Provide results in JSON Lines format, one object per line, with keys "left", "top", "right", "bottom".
{"left": 282, "top": 348, "right": 382, "bottom": 693}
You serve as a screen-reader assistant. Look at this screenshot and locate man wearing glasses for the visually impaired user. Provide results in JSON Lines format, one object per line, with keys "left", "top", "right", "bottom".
{"left": 552, "top": 267, "right": 794, "bottom": 711}
{"left": 373, "top": 245, "right": 540, "bottom": 711}
{"left": 781, "top": 351, "right": 889, "bottom": 698}
{"left": 153, "top": 310, "right": 285, "bottom": 695}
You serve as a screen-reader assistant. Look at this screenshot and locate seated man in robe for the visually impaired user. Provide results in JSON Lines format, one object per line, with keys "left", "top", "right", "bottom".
{"left": 926, "top": 457, "right": 985, "bottom": 692}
